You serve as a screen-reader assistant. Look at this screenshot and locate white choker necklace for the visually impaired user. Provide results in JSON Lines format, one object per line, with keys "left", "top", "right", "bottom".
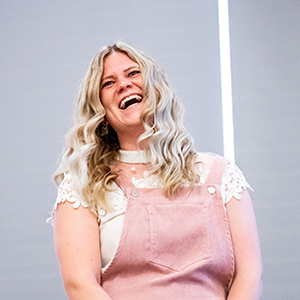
{"left": 118, "top": 150, "right": 150, "bottom": 164}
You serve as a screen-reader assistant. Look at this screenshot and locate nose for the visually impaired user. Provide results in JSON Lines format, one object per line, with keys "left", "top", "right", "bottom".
{"left": 118, "top": 79, "right": 132, "bottom": 92}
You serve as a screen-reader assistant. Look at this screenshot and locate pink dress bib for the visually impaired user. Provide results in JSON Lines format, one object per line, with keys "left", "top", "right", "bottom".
{"left": 101, "top": 155, "right": 234, "bottom": 299}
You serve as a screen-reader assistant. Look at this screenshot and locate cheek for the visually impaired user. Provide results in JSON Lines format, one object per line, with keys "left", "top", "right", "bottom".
{"left": 137, "top": 78, "right": 143, "bottom": 89}
{"left": 100, "top": 91, "right": 118, "bottom": 125}
{"left": 100, "top": 91, "right": 110, "bottom": 111}
{"left": 104, "top": 106, "right": 118, "bottom": 127}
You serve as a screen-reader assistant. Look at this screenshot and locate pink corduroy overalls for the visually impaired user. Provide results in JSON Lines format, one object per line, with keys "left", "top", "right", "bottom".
{"left": 101, "top": 155, "right": 235, "bottom": 300}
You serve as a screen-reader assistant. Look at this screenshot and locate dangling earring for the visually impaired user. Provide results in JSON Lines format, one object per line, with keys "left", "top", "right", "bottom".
{"left": 101, "top": 120, "right": 109, "bottom": 136}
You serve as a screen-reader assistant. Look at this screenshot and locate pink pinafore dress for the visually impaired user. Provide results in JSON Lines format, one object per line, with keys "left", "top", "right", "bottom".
{"left": 101, "top": 155, "right": 235, "bottom": 299}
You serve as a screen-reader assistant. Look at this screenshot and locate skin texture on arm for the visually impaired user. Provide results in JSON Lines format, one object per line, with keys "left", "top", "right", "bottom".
{"left": 226, "top": 189, "right": 263, "bottom": 300}
{"left": 53, "top": 202, "right": 112, "bottom": 300}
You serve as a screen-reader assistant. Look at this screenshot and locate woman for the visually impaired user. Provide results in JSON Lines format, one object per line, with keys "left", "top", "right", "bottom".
{"left": 48, "top": 42, "right": 262, "bottom": 299}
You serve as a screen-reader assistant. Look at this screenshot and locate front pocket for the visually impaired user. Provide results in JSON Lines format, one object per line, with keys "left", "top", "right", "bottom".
{"left": 146, "top": 204, "right": 209, "bottom": 271}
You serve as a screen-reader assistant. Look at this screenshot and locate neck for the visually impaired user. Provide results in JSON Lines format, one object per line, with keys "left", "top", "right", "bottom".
{"left": 117, "top": 128, "right": 148, "bottom": 151}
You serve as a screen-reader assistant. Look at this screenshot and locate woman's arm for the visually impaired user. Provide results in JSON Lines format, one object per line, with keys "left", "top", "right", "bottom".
{"left": 54, "top": 201, "right": 112, "bottom": 300}
{"left": 226, "top": 189, "right": 263, "bottom": 300}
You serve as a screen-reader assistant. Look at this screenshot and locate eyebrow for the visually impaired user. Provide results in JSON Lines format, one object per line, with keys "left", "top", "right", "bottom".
{"left": 101, "top": 66, "right": 140, "bottom": 83}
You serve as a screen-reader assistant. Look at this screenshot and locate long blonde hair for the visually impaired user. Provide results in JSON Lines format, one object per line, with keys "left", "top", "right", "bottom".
{"left": 55, "top": 41, "right": 199, "bottom": 213}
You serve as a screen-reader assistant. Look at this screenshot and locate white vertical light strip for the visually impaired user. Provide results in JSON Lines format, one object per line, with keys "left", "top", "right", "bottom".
{"left": 218, "top": 0, "right": 235, "bottom": 162}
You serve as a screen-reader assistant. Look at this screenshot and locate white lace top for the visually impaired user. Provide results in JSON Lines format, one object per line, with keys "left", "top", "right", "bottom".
{"left": 48, "top": 151, "right": 251, "bottom": 271}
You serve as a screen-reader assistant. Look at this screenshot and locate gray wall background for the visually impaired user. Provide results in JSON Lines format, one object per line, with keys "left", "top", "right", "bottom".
{"left": 0, "top": 0, "right": 299, "bottom": 299}
{"left": 229, "top": 1, "right": 300, "bottom": 299}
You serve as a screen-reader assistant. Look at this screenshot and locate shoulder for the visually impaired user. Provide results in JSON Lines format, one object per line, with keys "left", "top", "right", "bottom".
{"left": 194, "top": 152, "right": 229, "bottom": 174}
{"left": 194, "top": 152, "right": 216, "bottom": 164}
{"left": 193, "top": 152, "right": 217, "bottom": 173}
{"left": 47, "top": 172, "right": 90, "bottom": 225}
{"left": 220, "top": 160, "right": 252, "bottom": 204}
{"left": 194, "top": 153, "right": 251, "bottom": 204}
{"left": 56, "top": 172, "right": 89, "bottom": 208}
{"left": 194, "top": 152, "right": 230, "bottom": 166}
{"left": 192, "top": 152, "right": 224, "bottom": 185}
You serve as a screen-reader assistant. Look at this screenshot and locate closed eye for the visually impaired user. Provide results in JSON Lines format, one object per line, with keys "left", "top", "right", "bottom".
{"left": 128, "top": 70, "right": 141, "bottom": 77}
{"left": 102, "top": 80, "right": 114, "bottom": 89}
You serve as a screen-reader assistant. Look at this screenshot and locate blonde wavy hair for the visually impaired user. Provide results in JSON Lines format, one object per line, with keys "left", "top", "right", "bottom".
{"left": 55, "top": 41, "right": 200, "bottom": 213}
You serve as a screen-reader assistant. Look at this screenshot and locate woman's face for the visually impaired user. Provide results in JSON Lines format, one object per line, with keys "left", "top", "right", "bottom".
{"left": 100, "top": 52, "right": 144, "bottom": 136}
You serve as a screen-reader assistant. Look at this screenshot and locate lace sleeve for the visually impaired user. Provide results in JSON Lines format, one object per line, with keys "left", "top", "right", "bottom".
{"left": 46, "top": 172, "right": 88, "bottom": 225}
{"left": 220, "top": 161, "right": 253, "bottom": 204}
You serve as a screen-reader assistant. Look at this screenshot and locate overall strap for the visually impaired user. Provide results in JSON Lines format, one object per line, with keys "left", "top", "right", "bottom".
{"left": 205, "top": 155, "right": 229, "bottom": 185}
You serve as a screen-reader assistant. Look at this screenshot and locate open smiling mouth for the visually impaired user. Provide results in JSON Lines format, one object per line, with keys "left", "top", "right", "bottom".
{"left": 119, "top": 94, "right": 143, "bottom": 110}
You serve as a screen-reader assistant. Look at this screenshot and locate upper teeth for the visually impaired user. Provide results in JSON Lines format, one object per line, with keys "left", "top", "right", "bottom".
{"left": 120, "top": 94, "right": 142, "bottom": 109}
